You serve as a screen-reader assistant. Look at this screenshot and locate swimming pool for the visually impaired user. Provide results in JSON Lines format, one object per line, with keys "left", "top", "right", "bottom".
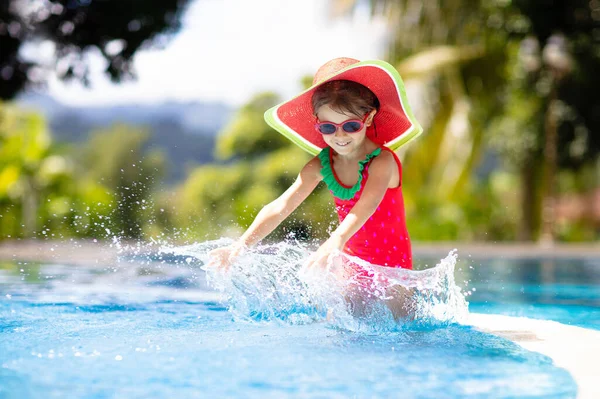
{"left": 1, "top": 243, "right": 597, "bottom": 398}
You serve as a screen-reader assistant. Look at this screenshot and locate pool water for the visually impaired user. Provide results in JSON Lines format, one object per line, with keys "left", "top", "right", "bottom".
{"left": 1, "top": 243, "right": 596, "bottom": 399}
{"left": 458, "top": 257, "right": 600, "bottom": 331}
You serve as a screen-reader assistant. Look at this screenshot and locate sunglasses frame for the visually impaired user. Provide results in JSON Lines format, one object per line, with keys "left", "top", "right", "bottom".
{"left": 314, "top": 113, "right": 369, "bottom": 135}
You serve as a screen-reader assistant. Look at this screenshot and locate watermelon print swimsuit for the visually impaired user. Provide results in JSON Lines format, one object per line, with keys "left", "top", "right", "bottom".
{"left": 318, "top": 146, "right": 413, "bottom": 270}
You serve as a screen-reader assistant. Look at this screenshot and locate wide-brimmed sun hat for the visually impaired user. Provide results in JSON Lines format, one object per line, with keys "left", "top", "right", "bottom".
{"left": 264, "top": 58, "right": 423, "bottom": 155}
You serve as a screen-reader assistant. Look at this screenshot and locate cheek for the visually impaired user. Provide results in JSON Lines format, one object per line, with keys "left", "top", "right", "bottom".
{"left": 353, "top": 131, "right": 367, "bottom": 142}
{"left": 322, "top": 135, "right": 335, "bottom": 145}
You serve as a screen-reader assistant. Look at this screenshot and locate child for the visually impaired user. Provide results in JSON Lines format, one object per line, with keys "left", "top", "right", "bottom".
{"left": 208, "top": 58, "right": 422, "bottom": 306}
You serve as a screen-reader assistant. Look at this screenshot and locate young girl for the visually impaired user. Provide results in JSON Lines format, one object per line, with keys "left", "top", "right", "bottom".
{"left": 208, "top": 57, "right": 422, "bottom": 287}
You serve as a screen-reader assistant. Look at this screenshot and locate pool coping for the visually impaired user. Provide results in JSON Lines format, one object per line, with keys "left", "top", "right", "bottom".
{"left": 414, "top": 242, "right": 600, "bottom": 259}
{"left": 1, "top": 239, "right": 599, "bottom": 267}
{"left": 468, "top": 313, "right": 600, "bottom": 399}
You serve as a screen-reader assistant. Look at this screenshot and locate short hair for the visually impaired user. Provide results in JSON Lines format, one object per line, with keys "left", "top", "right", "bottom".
{"left": 311, "top": 80, "right": 380, "bottom": 117}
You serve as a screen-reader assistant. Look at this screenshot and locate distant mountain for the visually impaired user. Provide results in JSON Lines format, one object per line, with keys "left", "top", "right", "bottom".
{"left": 16, "top": 92, "right": 234, "bottom": 183}
{"left": 17, "top": 92, "right": 232, "bottom": 134}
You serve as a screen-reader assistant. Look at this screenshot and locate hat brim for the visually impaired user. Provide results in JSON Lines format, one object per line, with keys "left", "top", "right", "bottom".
{"left": 264, "top": 60, "right": 423, "bottom": 155}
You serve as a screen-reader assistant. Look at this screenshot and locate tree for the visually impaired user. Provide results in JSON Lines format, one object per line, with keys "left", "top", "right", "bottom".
{"left": 0, "top": 103, "right": 52, "bottom": 236}
{"left": 78, "top": 124, "right": 165, "bottom": 239}
{"left": 489, "top": 0, "right": 600, "bottom": 241}
{"left": 328, "top": 0, "right": 512, "bottom": 241}
{"left": 0, "top": 103, "right": 81, "bottom": 239}
{"left": 0, "top": 0, "right": 192, "bottom": 99}
{"left": 329, "top": 0, "right": 600, "bottom": 242}
{"left": 520, "top": 0, "right": 599, "bottom": 241}
{"left": 216, "top": 92, "right": 291, "bottom": 160}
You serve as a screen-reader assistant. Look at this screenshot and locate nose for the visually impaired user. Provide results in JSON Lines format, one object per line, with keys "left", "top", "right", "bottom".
{"left": 334, "top": 128, "right": 348, "bottom": 138}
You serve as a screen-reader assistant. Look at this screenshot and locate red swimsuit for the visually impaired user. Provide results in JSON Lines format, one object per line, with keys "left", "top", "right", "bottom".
{"left": 319, "top": 146, "right": 412, "bottom": 269}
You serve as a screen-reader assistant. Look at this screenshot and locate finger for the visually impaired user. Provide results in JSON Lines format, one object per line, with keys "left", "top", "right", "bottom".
{"left": 309, "top": 255, "right": 323, "bottom": 270}
{"left": 304, "top": 253, "right": 315, "bottom": 266}
{"left": 205, "top": 257, "right": 222, "bottom": 269}
{"left": 227, "top": 252, "right": 239, "bottom": 265}
{"left": 303, "top": 257, "right": 317, "bottom": 272}
{"left": 208, "top": 248, "right": 223, "bottom": 256}
{"left": 309, "top": 252, "right": 325, "bottom": 267}
{"left": 207, "top": 252, "right": 228, "bottom": 269}
{"left": 324, "top": 253, "right": 337, "bottom": 271}
{"left": 230, "top": 245, "right": 244, "bottom": 258}
{"left": 316, "top": 257, "right": 328, "bottom": 270}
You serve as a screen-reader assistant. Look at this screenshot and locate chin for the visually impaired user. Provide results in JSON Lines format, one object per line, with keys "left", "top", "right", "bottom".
{"left": 337, "top": 146, "right": 355, "bottom": 154}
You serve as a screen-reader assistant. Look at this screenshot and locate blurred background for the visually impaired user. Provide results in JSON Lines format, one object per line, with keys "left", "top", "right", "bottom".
{"left": 1, "top": 0, "right": 599, "bottom": 245}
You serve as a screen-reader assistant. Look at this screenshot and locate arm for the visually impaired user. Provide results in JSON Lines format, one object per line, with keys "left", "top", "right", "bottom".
{"left": 238, "top": 156, "right": 323, "bottom": 247}
{"left": 208, "top": 156, "right": 323, "bottom": 268}
{"left": 305, "top": 151, "right": 396, "bottom": 269}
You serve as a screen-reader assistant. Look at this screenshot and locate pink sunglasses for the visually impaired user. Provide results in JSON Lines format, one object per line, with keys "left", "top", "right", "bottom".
{"left": 314, "top": 113, "right": 369, "bottom": 135}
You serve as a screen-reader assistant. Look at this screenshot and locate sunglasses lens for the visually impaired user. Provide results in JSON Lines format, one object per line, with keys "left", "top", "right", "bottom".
{"left": 318, "top": 124, "right": 337, "bottom": 134}
{"left": 343, "top": 121, "right": 362, "bottom": 133}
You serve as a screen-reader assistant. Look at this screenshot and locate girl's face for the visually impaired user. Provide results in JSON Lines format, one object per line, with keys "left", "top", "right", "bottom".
{"left": 316, "top": 104, "right": 371, "bottom": 156}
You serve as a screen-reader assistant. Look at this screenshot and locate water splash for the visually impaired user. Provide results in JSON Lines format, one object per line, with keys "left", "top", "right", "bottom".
{"left": 162, "top": 239, "right": 469, "bottom": 332}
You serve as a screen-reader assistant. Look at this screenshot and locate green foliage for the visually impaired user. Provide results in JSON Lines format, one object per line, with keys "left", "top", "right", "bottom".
{"left": 77, "top": 125, "right": 166, "bottom": 239}
{"left": 405, "top": 170, "right": 520, "bottom": 242}
{"left": 3, "top": 1, "right": 598, "bottom": 243}
{"left": 0, "top": 105, "right": 167, "bottom": 240}
{"left": 338, "top": 0, "right": 600, "bottom": 242}
{"left": 0, "top": 103, "right": 68, "bottom": 237}
{"left": 172, "top": 91, "right": 339, "bottom": 243}
{"left": 175, "top": 162, "right": 249, "bottom": 240}
{"left": 175, "top": 143, "right": 326, "bottom": 241}
{"left": 300, "top": 75, "right": 314, "bottom": 90}
{"left": 215, "top": 92, "right": 291, "bottom": 160}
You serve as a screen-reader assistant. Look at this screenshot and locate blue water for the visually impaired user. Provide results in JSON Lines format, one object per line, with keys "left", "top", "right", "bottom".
{"left": 1, "top": 242, "right": 595, "bottom": 399}
{"left": 456, "top": 257, "right": 600, "bottom": 331}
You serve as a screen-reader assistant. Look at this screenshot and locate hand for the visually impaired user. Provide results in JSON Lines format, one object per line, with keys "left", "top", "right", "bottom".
{"left": 206, "top": 242, "right": 246, "bottom": 271}
{"left": 303, "top": 235, "right": 345, "bottom": 271}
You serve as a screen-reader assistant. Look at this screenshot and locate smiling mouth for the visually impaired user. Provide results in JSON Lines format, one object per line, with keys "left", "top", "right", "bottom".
{"left": 335, "top": 141, "right": 351, "bottom": 147}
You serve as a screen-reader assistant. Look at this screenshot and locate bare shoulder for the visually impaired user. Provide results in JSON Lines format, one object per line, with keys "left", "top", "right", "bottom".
{"left": 369, "top": 149, "right": 395, "bottom": 171}
{"left": 368, "top": 149, "right": 398, "bottom": 187}
{"left": 300, "top": 155, "right": 324, "bottom": 182}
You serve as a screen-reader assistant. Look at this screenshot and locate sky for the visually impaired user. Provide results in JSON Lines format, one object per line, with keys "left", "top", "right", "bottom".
{"left": 43, "top": 0, "right": 389, "bottom": 107}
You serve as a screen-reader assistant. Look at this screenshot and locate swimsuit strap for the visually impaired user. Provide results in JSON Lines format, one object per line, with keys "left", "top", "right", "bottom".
{"left": 379, "top": 146, "right": 402, "bottom": 186}
{"left": 318, "top": 147, "right": 382, "bottom": 200}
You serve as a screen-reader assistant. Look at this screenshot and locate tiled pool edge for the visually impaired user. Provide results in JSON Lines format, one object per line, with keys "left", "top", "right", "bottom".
{"left": 468, "top": 313, "right": 600, "bottom": 399}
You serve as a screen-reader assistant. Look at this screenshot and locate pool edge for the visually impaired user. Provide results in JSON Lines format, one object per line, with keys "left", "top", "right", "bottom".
{"left": 468, "top": 313, "right": 600, "bottom": 399}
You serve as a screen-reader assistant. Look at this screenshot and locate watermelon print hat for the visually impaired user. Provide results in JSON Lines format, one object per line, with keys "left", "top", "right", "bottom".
{"left": 264, "top": 57, "right": 423, "bottom": 155}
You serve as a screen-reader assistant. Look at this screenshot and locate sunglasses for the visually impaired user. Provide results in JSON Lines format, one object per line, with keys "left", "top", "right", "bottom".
{"left": 314, "top": 113, "right": 369, "bottom": 135}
